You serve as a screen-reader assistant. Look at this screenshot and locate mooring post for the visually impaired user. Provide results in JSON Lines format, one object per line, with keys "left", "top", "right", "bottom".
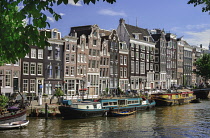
{"left": 45, "top": 103, "right": 48, "bottom": 119}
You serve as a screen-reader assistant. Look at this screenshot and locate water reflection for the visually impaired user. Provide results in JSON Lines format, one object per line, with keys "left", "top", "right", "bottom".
{"left": 1, "top": 100, "right": 210, "bottom": 138}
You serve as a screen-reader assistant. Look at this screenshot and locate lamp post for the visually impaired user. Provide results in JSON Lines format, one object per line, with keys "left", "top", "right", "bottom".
{"left": 82, "top": 76, "right": 86, "bottom": 100}
{"left": 0, "top": 75, "right": 4, "bottom": 95}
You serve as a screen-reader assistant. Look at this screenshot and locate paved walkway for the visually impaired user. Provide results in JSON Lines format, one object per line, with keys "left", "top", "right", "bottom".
{"left": 29, "top": 98, "right": 59, "bottom": 109}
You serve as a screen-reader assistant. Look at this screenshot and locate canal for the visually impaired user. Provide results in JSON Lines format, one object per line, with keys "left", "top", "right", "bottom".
{"left": 1, "top": 100, "right": 210, "bottom": 138}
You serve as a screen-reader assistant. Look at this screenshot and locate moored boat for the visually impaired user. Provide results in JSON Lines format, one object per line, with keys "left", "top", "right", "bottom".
{"left": 108, "top": 110, "right": 136, "bottom": 117}
{"left": 58, "top": 97, "right": 155, "bottom": 119}
{"left": 0, "top": 120, "right": 29, "bottom": 130}
{"left": 151, "top": 89, "right": 196, "bottom": 106}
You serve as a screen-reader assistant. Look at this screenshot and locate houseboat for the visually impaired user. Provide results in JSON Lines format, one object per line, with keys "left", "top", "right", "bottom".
{"left": 151, "top": 89, "right": 196, "bottom": 106}
{"left": 58, "top": 97, "right": 156, "bottom": 119}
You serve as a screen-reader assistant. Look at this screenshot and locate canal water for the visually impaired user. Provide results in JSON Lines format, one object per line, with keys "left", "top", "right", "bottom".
{"left": 1, "top": 100, "right": 210, "bottom": 138}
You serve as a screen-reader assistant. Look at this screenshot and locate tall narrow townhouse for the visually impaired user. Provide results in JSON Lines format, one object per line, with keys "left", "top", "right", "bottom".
{"left": 99, "top": 29, "right": 111, "bottom": 95}
{"left": 0, "top": 60, "right": 21, "bottom": 96}
{"left": 151, "top": 29, "right": 167, "bottom": 90}
{"left": 117, "top": 18, "right": 155, "bottom": 93}
{"left": 70, "top": 25, "right": 101, "bottom": 96}
{"left": 42, "top": 28, "right": 64, "bottom": 95}
{"left": 119, "top": 38, "right": 129, "bottom": 92}
{"left": 183, "top": 42, "right": 193, "bottom": 87}
{"left": 176, "top": 37, "right": 184, "bottom": 86}
{"left": 192, "top": 45, "right": 203, "bottom": 86}
{"left": 21, "top": 45, "right": 44, "bottom": 97}
{"left": 63, "top": 33, "right": 78, "bottom": 96}
{"left": 165, "top": 33, "right": 177, "bottom": 89}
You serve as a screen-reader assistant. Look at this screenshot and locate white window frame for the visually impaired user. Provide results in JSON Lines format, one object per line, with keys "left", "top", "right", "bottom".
{"left": 30, "top": 62, "right": 36, "bottom": 75}
{"left": 31, "top": 48, "right": 36, "bottom": 59}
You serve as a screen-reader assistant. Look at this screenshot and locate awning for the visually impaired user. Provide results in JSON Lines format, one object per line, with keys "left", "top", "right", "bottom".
{"left": 79, "top": 88, "right": 88, "bottom": 91}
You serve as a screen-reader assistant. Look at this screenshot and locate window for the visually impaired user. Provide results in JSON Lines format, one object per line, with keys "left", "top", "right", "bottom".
{"left": 23, "top": 79, "right": 28, "bottom": 92}
{"left": 70, "top": 66, "right": 75, "bottom": 76}
{"left": 66, "top": 44, "right": 70, "bottom": 50}
{"left": 37, "top": 63, "right": 43, "bottom": 75}
{"left": 124, "top": 56, "right": 127, "bottom": 65}
{"left": 38, "top": 49, "right": 43, "bottom": 59}
{"left": 140, "top": 62, "right": 145, "bottom": 74}
{"left": 31, "top": 48, "right": 36, "bottom": 59}
{"left": 93, "top": 49, "right": 96, "bottom": 56}
{"left": 131, "top": 51, "right": 134, "bottom": 57}
{"left": 124, "top": 68, "right": 127, "bottom": 78}
{"left": 150, "top": 64, "right": 153, "bottom": 70}
{"left": 25, "top": 53, "right": 29, "bottom": 58}
{"left": 55, "top": 65, "right": 60, "bottom": 79}
{"left": 71, "top": 54, "right": 75, "bottom": 63}
{"left": 55, "top": 47, "right": 60, "bottom": 60}
{"left": 155, "top": 56, "right": 159, "bottom": 62}
{"left": 66, "top": 54, "right": 70, "bottom": 62}
{"left": 72, "top": 45, "right": 75, "bottom": 51}
{"left": 53, "top": 32, "right": 57, "bottom": 38}
{"left": 48, "top": 46, "right": 53, "bottom": 59}
{"left": 147, "top": 63, "right": 149, "bottom": 70}
{"left": 23, "top": 62, "right": 29, "bottom": 75}
{"left": 93, "top": 40, "right": 97, "bottom": 45}
{"left": 47, "top": 63, "right": 53, "bottom": 78}
{"left": 77, "top": 54, "right": 80, "bottom": 62}
{"left": 136, "top": 61, "right": 139, "bottom": 74}
{"left": 68, "top": 80, "right": 75, "bottom": 90}
{"left": 13, "top": 71, "right": 19, "bottom": 77}
{"left": 30, "top": 79, "right": 35, "bottom": 93}
{"left": 5, "top": 70, "right": 11, "bottom": 86}
{"left": 120, "top": 67, "right": 123, "bottom": 78}
{"left": 30, "top": 62, "right": 36, "bottom": 75}
{"left": 120, "top": 55, "right": 123, "bottom": 65}
{"left": 65, "top": 66, "right": 69, "bottom": 76}
{"left": 155, "top": 64, "right": 159, "bottom": 72}
{"left": 81, "top": 41, "right": 85, "bottom": 51}
{"left": 131, "top": 61, "right": 134, "bottom": 73}
{"left": 155, "top": 48, "right": 159, "bottom": 54}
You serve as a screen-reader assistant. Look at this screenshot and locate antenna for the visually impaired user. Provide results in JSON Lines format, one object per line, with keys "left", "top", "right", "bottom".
{"left": 136, "top": 17, "right": 138, "bottom": 27}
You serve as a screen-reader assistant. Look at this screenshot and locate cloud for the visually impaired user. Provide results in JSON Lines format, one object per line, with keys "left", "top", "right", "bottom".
{"left": 184, "top": 29, "right": 210, "bottom": 48}
{"left": 47, "top": 16, "right": 55, "bottom": 22}
{"left": 186, "top": 24, "right": 210, "bottom": 30}
{"left": 98, "top": 9, "right": 127, "bottom": 16}
{"left": 59, "top": 13, "right": 65, "bottom": 16}
{"left": 68, "top": 0, "right": 82, "bottom": 6}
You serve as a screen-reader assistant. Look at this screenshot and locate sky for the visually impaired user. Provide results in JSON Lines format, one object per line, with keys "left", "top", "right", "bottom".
{"left": 46, "top": 0, "right": 210, "bottom": 49}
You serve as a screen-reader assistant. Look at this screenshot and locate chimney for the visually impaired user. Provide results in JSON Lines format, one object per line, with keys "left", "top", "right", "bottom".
{"left": 200, "top": 44, "right": 202, "bottom": 48}
{"left": 119, "top": 18, "right": 125, "bottom": 24}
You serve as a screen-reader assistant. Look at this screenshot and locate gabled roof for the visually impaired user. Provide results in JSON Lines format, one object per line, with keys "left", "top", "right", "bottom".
{"left": 124, "top": 24, "right": 154, "bottom": 43}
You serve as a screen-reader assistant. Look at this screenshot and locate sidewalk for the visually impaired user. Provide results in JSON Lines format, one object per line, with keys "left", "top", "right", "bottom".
{"left": 29, "top": 98, "right": 59, "bottom": 109}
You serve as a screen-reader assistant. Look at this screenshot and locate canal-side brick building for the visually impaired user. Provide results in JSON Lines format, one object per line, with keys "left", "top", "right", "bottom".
{"left": 117, "top": 18, "right": 155, "bottom": 94}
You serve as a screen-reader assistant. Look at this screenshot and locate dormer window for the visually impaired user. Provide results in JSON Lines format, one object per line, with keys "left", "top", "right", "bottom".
{"left": 133, "top": 34, "right": 139, "bottom": 39}
{"left": 93, "top": 31, "right": 97, "bottom": 37}
{"left": 53, "top": 32, "right": 57, "bottom": 38}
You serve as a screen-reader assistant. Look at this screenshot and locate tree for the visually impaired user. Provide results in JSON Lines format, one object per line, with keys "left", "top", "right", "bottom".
{"left": 0, "top": 0, "right": 116, "bottom": 65}
{"left": 0, "top": 95, "right": 9, "bottom": 109}
{"left": 55, "top": 88, "right": 64, "bottom": 98}
{"left": 193, "top": 54, "right": 210, "bottom": 85}
{"left": 188, "top": 0, "right": 210, "bottom": 12}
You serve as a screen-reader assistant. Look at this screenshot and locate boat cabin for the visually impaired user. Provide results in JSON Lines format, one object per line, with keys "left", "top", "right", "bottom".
{"left": 71, "top": 101, "right": 102, "bottom": 109}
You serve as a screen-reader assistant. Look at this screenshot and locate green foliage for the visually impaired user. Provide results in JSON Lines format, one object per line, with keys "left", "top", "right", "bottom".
{"left": 194, "top": 54, "right": 210, "bottom": 81}
{"left": 55, "top": 88, "right": 64, "bottom": 97}
{"left": 0, "top": 0, "right": 116, "bottom": 65}
{"left": 188, "top": 0, "right": 210, "bottom": 12}
{"left": 0, "top": 95, "right": 9, "bottom": 109}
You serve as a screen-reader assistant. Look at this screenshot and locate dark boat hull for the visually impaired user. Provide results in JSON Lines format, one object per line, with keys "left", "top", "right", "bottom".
{"left": 154, "top": 97, "right": 194, "bottom": 106}
{"left": 0, "top": 109, "right": 27, "bottom": 124}
{"left": 59, "top": 101, "right": 156, "bottom": 119}
{"left": 59, "top": 106, "right": 107, "bottom": 119}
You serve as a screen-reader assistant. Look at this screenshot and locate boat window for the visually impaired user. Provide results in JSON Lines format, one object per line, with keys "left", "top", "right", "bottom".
{"left": 103, "top": 103, "right": 108, "bottom": 106}
{"left": 118, "top": 100, "right": 126, "bottom": 105}
{"left": 93, "top": 104, "right": 97, "bottom": 109}
{"left": 176, "top": 95, "right": 179, "bottom": 98}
